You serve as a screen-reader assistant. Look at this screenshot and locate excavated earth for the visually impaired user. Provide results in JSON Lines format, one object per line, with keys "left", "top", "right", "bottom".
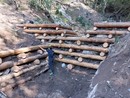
{"left": 88, "top": 34, "right": 130, "bottom": 98}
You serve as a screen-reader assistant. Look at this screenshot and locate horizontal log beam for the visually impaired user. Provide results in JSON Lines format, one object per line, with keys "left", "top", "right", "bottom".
{"left": 54, "top": 49, "right": 106, "bottom": 60}
{"left": 94, "top": 22, "right": 130, "bottom": 28}
{"left": 0, "top": 62, "right": 47, "bottom": 83}
{"left": 17, "top": 24, "right": 72, "bottom": 30}
{"left": 0, "top": 45, "right": 49, "bottom": 58}
{"left": 37, "top": 36, "right": 115, "bottom": 43}
{"left": 86, "top": 30, "right": 129, "bottom": 35}
{"left": 0, "top": 54, "right": 47, "bottom": 71}
{"left": 55, "top": 58, "right": 99, "bottom": 69}
{"left": 24, "top": 29, "right": 77, "bottom": 35}
{"left": 1, "top": 66, "right": 49, "bottom": 92}
{"left": 49, "top": 43, "right": 109, "bottom": 53}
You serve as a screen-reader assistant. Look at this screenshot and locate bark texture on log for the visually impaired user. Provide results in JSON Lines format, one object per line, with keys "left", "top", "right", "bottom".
{"left": 54, "top": 49, "right": 106, "bottom": 60}
{"left": 49, "top": 43, "right": 109, "bottom": 52}
{"left": 0, "top": 54, "right": 47, "bottom": 71}
{"left": 37, "top": 36, "right": 115, "bottom": 43}
{"left": 55, "top": 58, "right": 99, "bottom": 69}
{"left": 17, "top": 24, "right": 72, "bottom": 30}
{"left": 0, "top": 62, "right": 47, "bottom": 83}
{"left": 86, "top": 30, "right": 129, "bottom": 35}
{"left": 0, "top": 45, "right": 49, "bottom": 58}
{"left": 94, "top": 22, "right": 130, "bottom": 28}
{"left": 24, "top": 29, "right": 76, "bottom": 35}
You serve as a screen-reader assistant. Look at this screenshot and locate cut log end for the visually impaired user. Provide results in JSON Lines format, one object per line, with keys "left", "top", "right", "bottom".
{"left": 59, "top": 54, "right": 63, "bottom": 59}
{"left": 61, "top": 33, "right": 64, "bottom": 37}
{"left": 86, "top": 34, "right": 90, "bottom": 38}
{"left": 103, "top": 42, "right": 109, "bottom": 48}
{"left": 56, "top": 27, "right": 59, "bottom": 30}
{"left": 37, "top": 50, "right": 43, "bottom": 54}
{"left": 39, "top": 27, "right": 42, "bottom": 30}
{"left": 93, "top": 27, "right": 97, "bottom": 31}
{"left": 76, "top": 40, "right": 81, "bottom": 46}
{"left": 43, "top": 33, "right": 47, "bottom": 37}
{"left": 78, "top": 57, "right": 83, "bottom": 62}
{"left": 23, "top": 27, "right": 27, "bottom": 29}
{"left": 34, "top": 33, "right": 40, "bottom": 37}
{"left": 41, "top": 39, "right": 45, "bottom": 43}
{"left": 59, "top": 40, "right": 63, "bottom": 44}
{"left": 33, "top": 59, "right": 40, "bottom": 65}
{"left": 17, "top": 53, "right": 27, "bottom": 59}
{"left": 67, "top": 64, "right": 74, "bottom": 70}
{"left": 108, "top": 34, "right": 113, "bottom": 39}
{"left": 100, "top": 52, "right": 105, "bottom": 57}
{"left": 69, "top": 48, "right": 73, "bottom": 53}
{"left": 0, "top": 58, "right": 2, "bottom": 64}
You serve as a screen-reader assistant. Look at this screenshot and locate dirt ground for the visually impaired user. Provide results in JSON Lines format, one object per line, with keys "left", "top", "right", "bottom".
{"left": 0, "top": 2, "right": 97, "bottom": 98}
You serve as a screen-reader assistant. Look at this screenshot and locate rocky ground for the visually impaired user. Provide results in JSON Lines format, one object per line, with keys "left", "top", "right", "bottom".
{"left": 88, "top": 34, "right": 130, "bottom": 98}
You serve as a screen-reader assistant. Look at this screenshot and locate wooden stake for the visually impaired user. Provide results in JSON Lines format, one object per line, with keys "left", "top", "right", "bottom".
{"left": 67, "top": 64, "right": 74, "bottom": 70}
{"left": 55, "top": 58, "right": 99, "bottom": 69}
{"left": 78, "top": 57, "right": 83, "bottom": 62}
{"left": 103, "top": 42, "right": 109, "bottom": 48}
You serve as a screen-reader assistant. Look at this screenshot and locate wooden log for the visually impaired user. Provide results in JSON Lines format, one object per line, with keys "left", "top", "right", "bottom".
{"left": 108, "top": 34, "right": 113, "bottom": 39}
{"left": 100, "top": 52, "right": 105, "bottom": 57}
{"left": 0, "top": 61, "right": 14, "bottom": 71}
{"left": 0, "top": 62, "right": 47, "bottom": 83}
{"left": 67, "top": 64, "right": 74, "bottom": 70}
{"left": 76, "top": 40, "right": 81, "bottom": 45}
{"left": 94, "top": 22, "right": 130, "bottom": 28}
{"left": 17, "top": 53, "right": 27, "bottom": 59}
{"left": 1, "top": 66, "right": 49, "bottom": 91}
{"left": 55, "top": 58, "right": 99, "bottom": 69}
{"left": 78, "top": 57, "right": 83, "bottom": 62}
{"left": 37, "top": 36, "right": 115, "bottom": 43}
{"left": 24, "top": 29, "right": 77, "bottom": 35}
{"left": 17, "top": 24, "right": 72, "bottom": 30}
{"left": 0, "top": 54, "right": 47, "bottom": 71}
{"left": 37, "top": 50, "right": 43, "bottom": 54}
{"left": 49, "top": 43, "right": 109, "bottom": 53}
{"left": 86, "top": 30, "right": 129, "bottom": 35}
{"left": 54, "top": 49, "right": 105, "bottom": 60}
{"left": 102, "top": 42, "right": 109, "bottom": 48}
{"left": 0, "top": 44, "right": 49, "bottom": 58}
{"left": 39, "top": 27, "right": 42, "bottom": 30}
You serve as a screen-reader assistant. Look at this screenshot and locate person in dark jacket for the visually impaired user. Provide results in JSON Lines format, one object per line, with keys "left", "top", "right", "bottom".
{"left": 46, "top": 47, "right": 54, "bottom": 75}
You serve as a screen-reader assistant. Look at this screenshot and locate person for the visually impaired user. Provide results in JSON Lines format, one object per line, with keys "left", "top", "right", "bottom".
{"left": 45, "top": 47, "right": 54, "bottom": 75}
